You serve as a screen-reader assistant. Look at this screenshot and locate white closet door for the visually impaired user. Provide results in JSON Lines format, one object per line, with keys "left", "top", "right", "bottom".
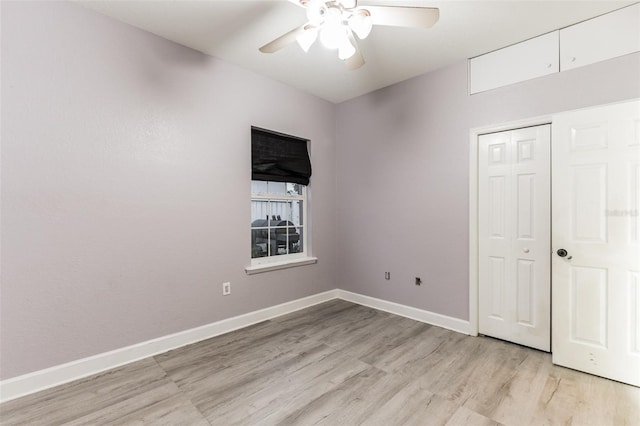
{"left": 552, "top": 100, "right": 640, "bottom": 387}
{"left": 478, "top": 125, "right": 551, "bottom": 351}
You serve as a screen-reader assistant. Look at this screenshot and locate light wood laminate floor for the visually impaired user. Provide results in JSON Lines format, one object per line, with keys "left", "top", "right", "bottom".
{"left": 1, "top": 299, "right": 638, "bottom": 425}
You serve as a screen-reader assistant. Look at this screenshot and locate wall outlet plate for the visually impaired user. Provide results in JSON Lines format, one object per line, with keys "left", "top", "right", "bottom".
{"left": 222, "top": 282, "right": 231, "bottom": 296}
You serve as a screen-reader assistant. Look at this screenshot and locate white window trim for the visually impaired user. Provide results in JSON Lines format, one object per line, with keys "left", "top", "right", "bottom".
{"left": 247, "top": 183, "right": 314, "bottom": 273}
{"left": 245, "top": 256, "right": 318, "bottom": 275}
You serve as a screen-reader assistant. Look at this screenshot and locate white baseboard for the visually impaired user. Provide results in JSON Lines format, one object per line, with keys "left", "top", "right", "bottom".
{"left": 337, "top": 290, "right": 471, "bottom": 335}
{"left": 0, "top": 289, "right": 339, "bottom": 403}
{"left": 0, "top": 289, "right": 469, "bottom": 403}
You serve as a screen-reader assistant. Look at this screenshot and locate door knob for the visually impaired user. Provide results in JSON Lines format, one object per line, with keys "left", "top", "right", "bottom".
{"left": 557, "top": 249, "right": 568, "bottom": 257}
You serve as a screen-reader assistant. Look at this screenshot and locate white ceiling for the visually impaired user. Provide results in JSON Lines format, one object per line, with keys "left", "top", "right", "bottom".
{"left": 78, "top": 0, "right": 634, "bottom": 103}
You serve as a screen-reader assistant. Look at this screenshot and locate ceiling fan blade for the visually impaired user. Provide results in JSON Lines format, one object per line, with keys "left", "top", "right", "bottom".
{"left": 345, "top": 33, "right": 365, "bottom": 70}
{"left": 259, "top": 24, "right": 306, "bottom": 53}
{"left": 363, "top": 6, "right": 439, "bottom": 28}
{"left": 286, "top": 0, "right": 307, "bottom": 7}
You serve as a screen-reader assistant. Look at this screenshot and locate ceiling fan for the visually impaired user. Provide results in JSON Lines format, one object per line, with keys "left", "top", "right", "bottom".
{"left": 259, "top": 0, "right": 440, "bottom": 70}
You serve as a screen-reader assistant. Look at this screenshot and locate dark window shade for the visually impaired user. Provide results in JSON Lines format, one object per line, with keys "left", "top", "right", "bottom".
{"left": 251, "top": 127, "right": 312, "bottom": 186}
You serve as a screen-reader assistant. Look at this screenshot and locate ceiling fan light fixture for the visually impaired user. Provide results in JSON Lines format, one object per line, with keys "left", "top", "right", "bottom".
{"left": 296, "top": 27, "right": 318, "bottom": 52}
{"left": 339, "top": 0, "right": 357, "bottom": 9}
{"left": 260, "top": 1, "right": 440, "bottom": 70}
{"left": 306, "top": 0, "right": 327, "bottom": 24}
{"left": 338, "top": 35, "right": 356, "bottom": 59}
{"left": 349, "top": 11, "right": 372, "bottom": 39}
{"left": 319, "top": 23, "right": 346, "bottom": 50}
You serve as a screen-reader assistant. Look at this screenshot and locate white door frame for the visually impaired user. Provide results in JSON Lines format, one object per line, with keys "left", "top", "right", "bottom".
{"left": 469, "top": 115, "right": 552, "bottom": 336}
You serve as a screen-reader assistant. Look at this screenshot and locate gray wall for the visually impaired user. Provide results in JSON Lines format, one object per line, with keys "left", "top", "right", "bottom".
{"left": 0, "top": 1, "right": 337, "bottom": 380}
{"left": 335, "top": 53, "right": 640, "bottom": 320}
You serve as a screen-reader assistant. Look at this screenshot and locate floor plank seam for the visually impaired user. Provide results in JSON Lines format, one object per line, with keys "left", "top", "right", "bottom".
{"left": 1, "top": 299, "right": 638, "bottom": 426}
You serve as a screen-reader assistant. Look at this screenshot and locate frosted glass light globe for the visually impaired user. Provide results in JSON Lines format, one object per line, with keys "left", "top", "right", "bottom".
{"left": 338, "top": 36, "right": 356, "bottom": 59}
{"left": 306, "top": 0, "right": 327, "bottom": 24}
{"left": 319, "top": 24, "right": 344, "bottom": 50}
{"left": 349, "top": 12, "right": 372, "bottom": 39}
{"left": 297, "top": 27, "right": 318, "bottom": 52}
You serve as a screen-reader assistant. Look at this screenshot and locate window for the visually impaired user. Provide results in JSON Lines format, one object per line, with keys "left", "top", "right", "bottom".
{"left": 251, "top": 181, "right": 307, "bottom": 263}
{"left": 248, "top": 127, "right": 315, "bottom": 272}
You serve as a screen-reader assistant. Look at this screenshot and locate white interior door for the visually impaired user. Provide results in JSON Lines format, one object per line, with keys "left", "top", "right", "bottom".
{"left": 478, "top": 125, "right": 551, "bottom": 351}
{"left": 552, "top": 100, "right": 640, "bottom": 387}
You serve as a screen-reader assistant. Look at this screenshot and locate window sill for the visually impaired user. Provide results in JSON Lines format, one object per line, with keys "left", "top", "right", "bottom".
{"left": 245, "top": 257, "right": 318, "bottom": 275}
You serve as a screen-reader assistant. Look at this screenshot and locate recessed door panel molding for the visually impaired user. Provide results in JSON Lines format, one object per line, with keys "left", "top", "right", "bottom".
{"left": 570, "top": 266, "right": 608, "bottom": 348}
{"left": 552, "top": 99, "right": 640, "bottom": 387}
{"left": 517, "top": 139, "right": 536, "bottom": 162}
{"left": 489, "top": 176, "right": 507, "bottom": 238}
{"left": 571, "top": 164, "right": 608, "bottom": 243}
{"left": 517, "top": 173, "right": 535, "bottom": 240}
{"left": 489, "top": 257, "right": 505, "bottom": 319}
{"left": 570, "top": 123, "right": 608, "bottom": 151}
{"left": 631, "top": 163, "right": 640, "bottom": 244}
{"left": 489, "top": 143, "right": 507, "bottom": 165}
{"left": 516, "top": 259, "right": 535, "bottom": 326}
{"left": 631, "top": 272, "right": 640, "bottom": 355}
{"left": 479, "top": 125, "right": 550, "bottom": 351}
{"left": 632, "top": 119, "right": 640, "bottom": 146}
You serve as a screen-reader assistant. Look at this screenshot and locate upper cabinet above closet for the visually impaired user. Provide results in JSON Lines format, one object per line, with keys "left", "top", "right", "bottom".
{"left": 469, "top": 3, "right": 640, "bottom": 94}
{"left": 560, "top": 2, "right": 640, "bottom": 71}
{"left": 469, "top": 32, "right": 559, "bottom": 94}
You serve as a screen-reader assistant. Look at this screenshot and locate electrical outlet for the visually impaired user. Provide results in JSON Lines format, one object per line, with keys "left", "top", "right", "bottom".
{"left": 415, "top": 277, "right": 422, "bottom": 286}
{"left": 222, "top": 282, "right": 231, "bottom": 296}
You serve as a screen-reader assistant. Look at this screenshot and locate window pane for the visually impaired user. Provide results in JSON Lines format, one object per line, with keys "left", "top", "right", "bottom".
{"left": 251, "top": 228, "right": 268, "bottom": 258}
{"left": 252, "top": 181, "right": 304, "bottom": 196}
{"left": 270, "top": 225, "right": 299, "bottom": 256}
{"left": 251, "top": 199, "right": 271, "bottom": 223}
{"left": 269, "top": 200, "right": 289, "bottom": 222}
{"left": 251, "top": 181, "right": 306, "bottom": 261}
{"left": 251, "top": 180, "right": 268, "bottom": 194}
{"left": 289, "top": 199, "right": 303, "bottom": 226}
{"left": 291, "top": 227, "right": 303, "bottom": 254}
{"left": 271, "top": 227, "right": 285, "bottom": 256}
{"left": 268, "top": 181, "right": 287, "bottom": 195}
{"left": 287, "top": 183, "right": 303, "bottom": 196}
